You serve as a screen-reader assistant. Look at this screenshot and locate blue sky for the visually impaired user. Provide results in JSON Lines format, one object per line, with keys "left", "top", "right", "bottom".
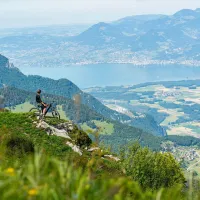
{"left": 0, "top": 0, "right": 199, "bottom": 28}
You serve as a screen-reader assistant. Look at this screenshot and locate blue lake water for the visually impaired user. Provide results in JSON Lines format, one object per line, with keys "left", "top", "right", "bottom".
{"left": 19, "top": 64, "right": 200, "bottom": 89}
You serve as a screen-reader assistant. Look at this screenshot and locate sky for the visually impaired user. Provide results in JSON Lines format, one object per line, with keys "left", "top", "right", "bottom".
{"left": 0, "top": 0, "right": 199, "bottom": 28}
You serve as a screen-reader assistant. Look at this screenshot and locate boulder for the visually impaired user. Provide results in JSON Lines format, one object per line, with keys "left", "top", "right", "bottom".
{"left": 66, "top": 141, "right": 82, "bottom": 156}
{"left": 87, "top": 147, "right": 100, "bottom": 152}
{"left": 55, "top": 122, "right": 75, "bottom": 132}
{"left": 36, "top": 121, "right": 71, "bottom": 140}
{"left": 103, "top": 155, "right": 120, "bottom": 162}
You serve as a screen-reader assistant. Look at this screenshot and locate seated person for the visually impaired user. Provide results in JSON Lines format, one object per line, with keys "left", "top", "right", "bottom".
{"left": 36, "top": 89, "right": 48, "bottom": 117}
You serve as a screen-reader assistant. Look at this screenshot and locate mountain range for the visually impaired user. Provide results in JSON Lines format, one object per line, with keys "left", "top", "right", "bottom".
{"left": 71, "top": 8, "right": 200, "bottom": 59}
{"left": 0, "top": 8, "right": 200, "bottom": 67}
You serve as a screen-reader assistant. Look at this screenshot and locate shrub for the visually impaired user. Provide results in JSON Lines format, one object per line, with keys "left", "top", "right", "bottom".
{"left": 74, "top": 130, "right": 92, "bottom": 148}
{"left": 6, "top": 135, "right": 34, "bottom": 156}
{"left": 121, "top": 143, "right": 185, "bottom": 190}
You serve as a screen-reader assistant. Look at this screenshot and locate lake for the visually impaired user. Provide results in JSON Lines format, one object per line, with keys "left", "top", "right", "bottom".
{"left": 19, "top": 64, "right": 200, "bottom": 89}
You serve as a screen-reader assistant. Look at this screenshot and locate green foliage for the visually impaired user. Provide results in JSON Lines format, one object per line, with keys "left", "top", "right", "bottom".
{"left": 101, "top": 121, "right": 163, "bottom": 152}
{"left": 68, "top": 125, "right": 92, "bottom": 148}
{"left": 0, "top": 124, "right": 34, "bottom": 158}
{"left": 0, "top": 152, "right": 151, "bottom": 200}
{"left": 6, "top": 135, "right": 34, "bottom": 156}
{"left": 0, "top": 149, "right": 200, "bottom": 200}
{"left": 75, "top": 130, "right": 92, "bottom": 148}
{"left": 121, "top": 143, "right": 185, "bottom": 190}
{"left": 166, "top": 135, "right": 200, "bottom": 147}
{"left": 0, "top": 86, "right": 164, "bottom": 151}
{"left": 45, "top": 117, "right": 66, "bottom": 126}
{"left": 0, "top": 112, "right": 74, "bottom": 158}
{"left": 0, "top": 150, "right": 193, "bottom": 200}
{"left": 1, "top": 111, "right": 200, "bottom": 199}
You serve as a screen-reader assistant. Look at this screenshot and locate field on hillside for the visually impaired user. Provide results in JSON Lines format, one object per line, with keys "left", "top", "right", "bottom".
{"left": 129, "top": 85, "right": 200, "bottom": 137}
{"left": 81, "top": 120, "right": 114, "bottom": 135}
{"left": 85, "top": 82, "right": 200, "bottom": 139}
{"left": 6, "top": 102, "right": 69, "bottom": 120}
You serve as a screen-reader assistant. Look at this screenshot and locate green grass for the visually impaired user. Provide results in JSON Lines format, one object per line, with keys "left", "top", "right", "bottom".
{"left": 7, "top": 102, "right": 33, "bottom": 113}
{"left": 0, "top": 151, "right": 182, "bottom": 200}
{"left": 56, "top": 105, "right": 69, "bottom": 120}
{"left": 161, "top": 113, "right": 182, "bottom": 126}
{"left": 0, "top": 112, "right": 122, "bottom": 176}
{"left": 1, "top": 112, "right": 200, "bottom": 199}
{"left": 81, "top": 123, "right": 94, "bottom": 133}
{"left": 81, "top": 120, "right": 114, "bottom": 135}
{"left": 93, "top": 120, "right": 114, "bottom": 135}
{"left": 0, "top": 112, "right": 73, "bottom": 158}
{"left": 6, "top": 101, "right": 69, "bottom": 121}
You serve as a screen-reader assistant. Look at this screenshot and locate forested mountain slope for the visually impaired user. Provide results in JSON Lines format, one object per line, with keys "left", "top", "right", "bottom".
{"left": 0, "top": 86, "right": 163, "bottom": 151}
{"left": 0, "top": 54, "right": 165, "bottom": 137}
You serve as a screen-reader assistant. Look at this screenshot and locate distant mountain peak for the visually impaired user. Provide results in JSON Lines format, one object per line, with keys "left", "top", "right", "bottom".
{"left": 90, "top": 22, "right": 112, "bottom": 31}
{"left": 0, "top": 54, "right": 9, "bottom": 68}
{"left": 114, "top": 14, "right": 165, "bottom": 24}
{"left": 174, "top": 9, "right": 197, "bottom": 17}
{"left": 196, "top": 8, "right": 200, "bottom": 12}
{"left": 73, "top": 21, "right": 125, "bottom": 46}
{"left": 0, "top": 54, "right": 16, "bottom": 70}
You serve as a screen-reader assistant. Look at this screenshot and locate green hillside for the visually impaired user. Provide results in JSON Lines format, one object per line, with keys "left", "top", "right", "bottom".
{"left": 85, "top": 80, "right": 200, "bottom": 138}
{"left": 0, "top": 86, "right": 163, "bottom": 151}
{"left": 0, "top": 111, "right": 196, "bottom": 199}
{"left": 0, "top": 54, "right": 165, "bottom": 137}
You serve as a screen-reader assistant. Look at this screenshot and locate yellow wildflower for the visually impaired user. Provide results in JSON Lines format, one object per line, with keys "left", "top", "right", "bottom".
{"left": 85, "top": 184, "right": 90, "bottom": 190}
{"left": 5, "top": 167, "right": 15, "bottom": 176}
{"left": 28, "top": 189, "right": 38, "bottom": 196}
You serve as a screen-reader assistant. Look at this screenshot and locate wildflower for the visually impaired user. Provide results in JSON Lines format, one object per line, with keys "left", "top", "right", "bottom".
{"left": 28, "top": 189, "right": 38, "bottom": 196}
{"left": 85, "top": 184, "right": 90, "bottom": 190}
{"left": 5, "top": 167, "right": 15, "bottom": 176}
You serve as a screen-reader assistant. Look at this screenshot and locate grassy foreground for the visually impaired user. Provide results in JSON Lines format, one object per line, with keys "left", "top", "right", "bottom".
{"left": 0, "top": 112, "right": 199, "bottom": 199}
{"left": 0, "top": 151, "right": 185, "bottom": 200}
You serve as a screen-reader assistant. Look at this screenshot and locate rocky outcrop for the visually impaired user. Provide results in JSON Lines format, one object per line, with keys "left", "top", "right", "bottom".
{"left": 66, "top": 142, "right": 82, "bottom": 156}
{"left": 103, "top": 155, "right": 120, "bottom": 162}
{"left": 87, "top": 147, "right": 100, "bottom": 152}
{"left": 55, "top": 122, "right": 75, "bottom": 132}
{"left": 35, "top": 120, "right": 119, "bottom": 161}
{"left": 36, "top": 121, "right": 71, "bottom": 140}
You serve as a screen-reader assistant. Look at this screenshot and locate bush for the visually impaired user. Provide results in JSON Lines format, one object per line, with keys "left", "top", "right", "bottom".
{"left": 121, "top": 143, "right": 185, "bottom": 190}
{"left": 6, "top": 136, "right": 34, "bottom": 156}
{"left": 0, "top": 151, "right": 189, "bottom": 200}
{"left": 74, "top": 130, "right": 92, "bottom": 148}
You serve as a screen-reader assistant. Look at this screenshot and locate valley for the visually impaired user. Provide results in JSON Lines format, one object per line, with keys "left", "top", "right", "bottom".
{"left": 85, "top": 81, "right": 200, "bottom": 174}
{"left": 1, "top": 1, "right": 200, "bottom": 198}
{"left": 85, "top": 81, "right": 200, "bottom": 138}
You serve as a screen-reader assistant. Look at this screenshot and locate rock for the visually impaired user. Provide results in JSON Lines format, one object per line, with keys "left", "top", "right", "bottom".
{"left": 88, "top": 147, "right": 100, "bottom": 152}
{"left": 103, "top": 155, "right": 120, "bottom": 162}
{"left": 36, "top": 121, "right": 71, "bottom": 140}
{"left": 55, "top": 122, "right": 75, "bottom": 132}
{"left": 36, "top": 121, "right": 48, "bottom": 129}
{"left": 68, "top": 126, "right": 74, "bottom": 131}
{"left": 66, "top": 142, "right": 82, "bottom": 156}
{"left": 37, "top": 116, "right": 40, "bottom": 120}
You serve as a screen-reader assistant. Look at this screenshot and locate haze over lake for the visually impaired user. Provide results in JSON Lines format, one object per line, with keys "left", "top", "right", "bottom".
{"left": 19, "top": 64, "right": 200, "bottom": 88}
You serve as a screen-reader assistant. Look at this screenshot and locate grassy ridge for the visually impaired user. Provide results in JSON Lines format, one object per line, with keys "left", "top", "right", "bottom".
{"left": 0, "top": 112, "right": 200, "bottom": 199}
{"left": 0, "top": 112, "right": 123, "bottom": 176}
{"left": 0, "top": 86, "right": 163, "bottom": 151}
